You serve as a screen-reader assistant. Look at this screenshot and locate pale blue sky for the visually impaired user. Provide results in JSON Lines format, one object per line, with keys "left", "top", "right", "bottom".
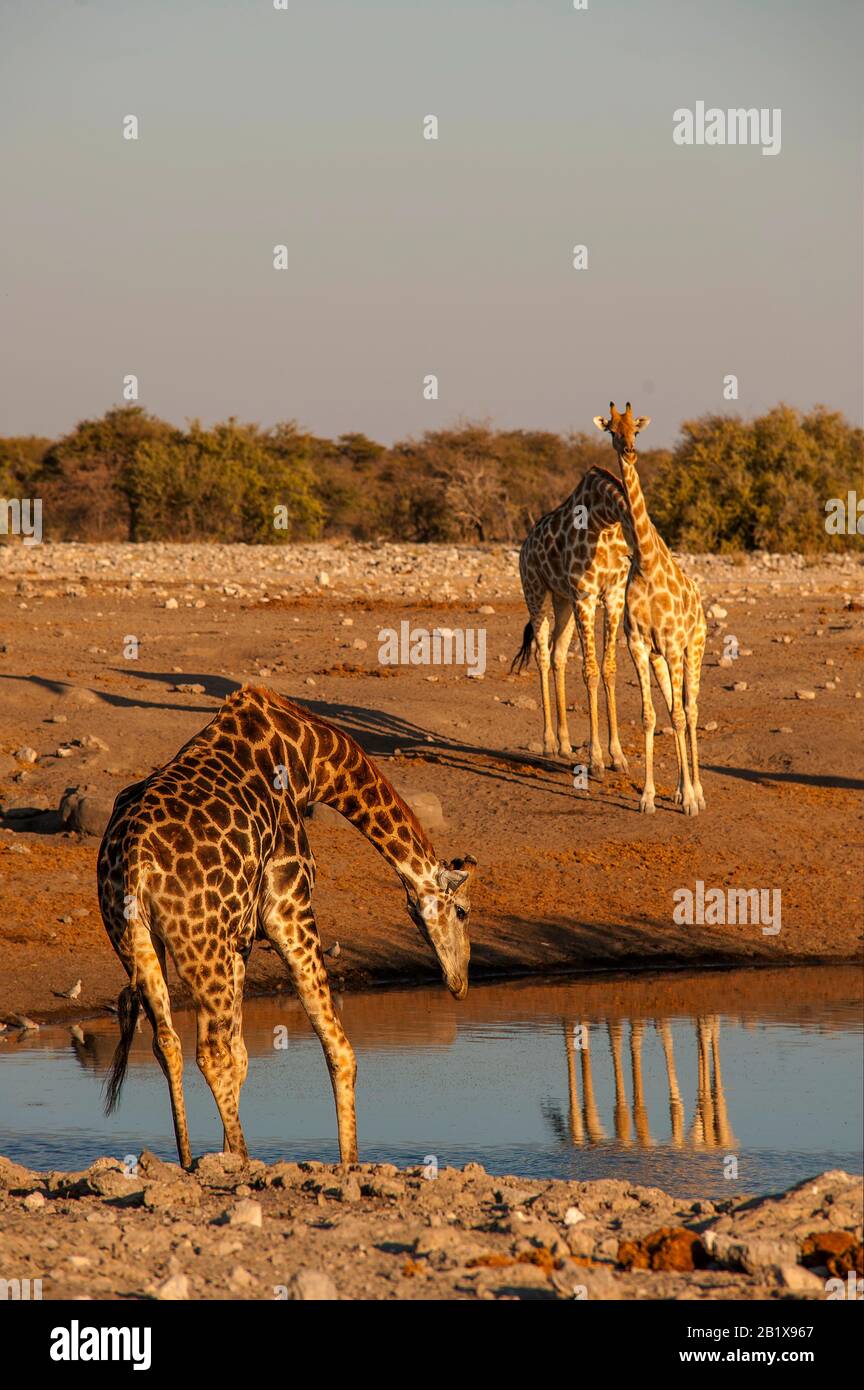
{"left": 1, "top": 0, "right": 861, "bottom": 445}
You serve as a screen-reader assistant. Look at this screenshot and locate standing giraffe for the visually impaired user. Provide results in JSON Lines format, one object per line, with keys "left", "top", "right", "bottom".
{"left": 513, "top": 468, "right": 632, "bottom": 776}
{"left": 99, "top": 685, "right": 476, "bottom": 1168}
{"left": 593, "top": 402, "right": 707, "bottom": 815}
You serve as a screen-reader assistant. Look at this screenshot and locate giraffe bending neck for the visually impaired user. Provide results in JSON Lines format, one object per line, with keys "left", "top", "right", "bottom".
{"left": 309, "top": 723, "right": 438, "bottom": 894}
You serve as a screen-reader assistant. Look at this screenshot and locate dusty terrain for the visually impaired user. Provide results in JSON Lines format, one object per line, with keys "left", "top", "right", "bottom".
{"left": 0, "top": 542, "right": 862, "bottom": 1024}
{"left": 0, "top": 1150, "right": 860, "bottom": 1301}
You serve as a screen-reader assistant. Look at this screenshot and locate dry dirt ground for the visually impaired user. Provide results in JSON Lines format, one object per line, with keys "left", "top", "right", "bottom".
{"left": 1, "top": 1151, "right": 860, "bottom": 1301}
{"left": 0, "top": 542, "right": 862, "bottom": 1025}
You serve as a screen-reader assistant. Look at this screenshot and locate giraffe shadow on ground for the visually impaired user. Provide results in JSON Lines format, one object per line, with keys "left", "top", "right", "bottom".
{"left": 0, "top": 670, "right": 230, "bottom": 716}
{"left": 471, "top": 910, "right": 787, "bottom": 975}
{"left": 702, "top": 763, "right": 864, "bottom": 792}
{"left": 86, "top": 669, "right": 586, "bottom": 800}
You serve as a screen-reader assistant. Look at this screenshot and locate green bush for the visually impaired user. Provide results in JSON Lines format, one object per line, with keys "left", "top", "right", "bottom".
{"left": 649, "top": 405, "right": 863, "bottom": 552}
{"left": 1, "top": 403, "right": 859, "bottom": 548}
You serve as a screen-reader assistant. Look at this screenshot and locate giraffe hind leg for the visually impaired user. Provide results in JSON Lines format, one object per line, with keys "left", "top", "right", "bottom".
{"left": 133, "top": 933, "right": 193, "bottom": 1170}
{"left": 168, "top": 938, "right": 249, "bottom": 1161}
{"left": 550, "top": 594, "right": 575, "bottom": 759}
{"left": 530, "top": 604, "right": 559, "bottom": 755}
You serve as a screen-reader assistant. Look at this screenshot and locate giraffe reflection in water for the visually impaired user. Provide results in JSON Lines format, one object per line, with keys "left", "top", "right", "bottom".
{"left": 551, "top": 1017, "right": 736, "bottom": 1153}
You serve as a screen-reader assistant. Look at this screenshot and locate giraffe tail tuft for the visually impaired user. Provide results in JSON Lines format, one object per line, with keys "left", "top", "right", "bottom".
{"left": 510, "top": 620, "right": 534, "bottom": 675}
{"left": 103, "top": 984, "right": 142, "bottom": 1115}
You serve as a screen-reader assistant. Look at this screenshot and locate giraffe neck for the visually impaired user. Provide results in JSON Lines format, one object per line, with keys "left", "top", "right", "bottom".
{"left": 617, "top": 449, "right": 657, "bottom": 572}
{"left": 309, "top": 728, "right": 438, "bottom": 893}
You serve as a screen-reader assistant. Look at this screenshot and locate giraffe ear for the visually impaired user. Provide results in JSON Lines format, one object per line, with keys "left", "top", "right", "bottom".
{"left": 634, "top": 416, "right": 651, "bottom": 431}
{"left": 593, "top": 416, "right": 611, "bottom": 432}
{"left": 437, "top": 856, "right": 476, "bottom": 892}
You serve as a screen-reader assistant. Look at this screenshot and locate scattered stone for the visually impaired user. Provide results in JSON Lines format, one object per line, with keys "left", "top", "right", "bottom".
{"left": 155, "top": 1273, "right": 189, "bottom": 1300}
{"left": 285, "top": 1269, "right": 337, "bottom": 1300}
{"left": 618, "top": 1227, "right": 708, "bottom": 1273}
{"left": 58, "top": 787, "right": 113, "bottom": 837}
{"left": 801, "top": 1230, "right": 863, "bottom": 1278}
{"left": 795, "top": 689, "right": 817, "bottom": 700}
{"left": 164, "top": 598, "right": 179, "bottom": 610}
{"left": 228, "top": 1198, "right": 263, "bottom": 1228}
{"left": 392, "top": 786, "right": 445, "bottom": 834}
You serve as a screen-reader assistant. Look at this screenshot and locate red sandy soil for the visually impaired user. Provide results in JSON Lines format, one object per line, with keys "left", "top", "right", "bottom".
{"left": 1, "top": 544, "right": 862, "bottom": 1026}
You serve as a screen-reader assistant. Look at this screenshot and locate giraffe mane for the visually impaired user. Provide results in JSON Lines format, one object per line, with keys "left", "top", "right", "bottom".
{"left": 227, "top": 685, "right": 438, "bottom": 859}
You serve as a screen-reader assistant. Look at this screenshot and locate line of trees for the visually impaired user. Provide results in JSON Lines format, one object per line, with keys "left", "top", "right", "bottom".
{"left": 1, "top": 403, "right": 860, "bottom": 550}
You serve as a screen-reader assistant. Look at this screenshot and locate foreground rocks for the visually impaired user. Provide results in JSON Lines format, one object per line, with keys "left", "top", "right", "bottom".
{"left": 0, "top": 1154, "right": 859, "bottom": 1301}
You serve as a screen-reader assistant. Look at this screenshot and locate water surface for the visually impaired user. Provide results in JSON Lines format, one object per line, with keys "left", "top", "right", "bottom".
{"left": 1, "top": 966, "right": 861, "bottom": 1196}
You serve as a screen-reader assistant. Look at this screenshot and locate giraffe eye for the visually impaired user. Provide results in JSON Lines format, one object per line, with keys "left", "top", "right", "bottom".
{"left": 455, "top": 905, "right": 467, "bottom": 922}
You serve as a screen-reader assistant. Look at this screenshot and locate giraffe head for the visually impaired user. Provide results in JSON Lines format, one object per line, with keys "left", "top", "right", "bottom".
{"left": 593, "top": 401, "right": 651, "bottom": 462}
{"left": 408, "top": 854, "right": 477, "bottom": 1000}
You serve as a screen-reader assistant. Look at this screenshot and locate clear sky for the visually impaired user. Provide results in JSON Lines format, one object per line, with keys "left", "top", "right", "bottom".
{"left": 2, "top": 0, "right": 862, "bottom": 446}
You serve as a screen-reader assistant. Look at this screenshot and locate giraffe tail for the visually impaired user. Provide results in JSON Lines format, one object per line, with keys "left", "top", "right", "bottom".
{"left": 103, "top": 983, "right": 142, "bottom": 1114}
{"left": 510, "top": 620, "right": 534, "bottom": 675}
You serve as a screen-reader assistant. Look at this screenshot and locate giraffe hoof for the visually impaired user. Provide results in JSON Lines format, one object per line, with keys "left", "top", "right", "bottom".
{"left": 611, "top": 756, "right": 629, "bottom": 774}
{"left": 639, "top": 797, "right": 656, "bottom": 815}
{"left": 590, "top": 761, "right": 605, "bottom": 780}
{"left": 682, "top": 800, "right": 699, "bottom": 817}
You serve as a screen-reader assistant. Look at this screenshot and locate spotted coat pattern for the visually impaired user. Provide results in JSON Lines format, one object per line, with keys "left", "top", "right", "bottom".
{"left": 516, "top": 466, "right": 632, "bottom": 773}
{"left": 98, "top": 686, "right": 476, "bottom": 1167}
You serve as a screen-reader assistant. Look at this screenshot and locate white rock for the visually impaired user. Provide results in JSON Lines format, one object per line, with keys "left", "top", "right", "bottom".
{"left": 229, "top": 1199, "right": 262, "bottom": 1228}
{"left": 155, "top": 1273, "right": 190, "bottom": 1300}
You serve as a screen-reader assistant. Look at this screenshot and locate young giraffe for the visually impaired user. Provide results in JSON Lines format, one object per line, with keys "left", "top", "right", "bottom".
{"left": 99, "top": 685, "right": 476, "bottom": 1168}
{"left": 513, "top": 467, "right": 632, "bottom": 776}
{"left": 593, "top": 402, "right": 707, "bottom": 816}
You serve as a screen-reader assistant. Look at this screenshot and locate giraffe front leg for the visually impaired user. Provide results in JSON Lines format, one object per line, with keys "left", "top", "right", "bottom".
{"left": 602, "top": 594, "right": 628, "bottom": 772}
{"left": 649, "top": 652, "right": 684, "bottom": 804}
{"left": 686, "top": 639, "right": 706, "bottom": 811}
{"left": 629, "top": 638, "right": 657, "bottom": 812}
{"left": 575, "top": 597, "right": 604, "bottom": 777}
{"left": 668, "top": 651, "right": 698, "bottom": 816}
{"left": 265, "top": 901, "right": 358, "bottom": 1164}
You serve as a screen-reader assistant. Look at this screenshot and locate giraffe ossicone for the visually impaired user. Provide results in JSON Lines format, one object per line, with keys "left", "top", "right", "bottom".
{"left": 98, "top": 685, "right": 477, "bottom": 1168}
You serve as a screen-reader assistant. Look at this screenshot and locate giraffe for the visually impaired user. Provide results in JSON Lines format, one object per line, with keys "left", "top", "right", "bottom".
{"left": 98, "top": 685, "right": 476, "bottom": 1169}
{"left": 593, "top": 402, "right": 707, "bottom": 815}
{"left": 513, "top": 467, "right": 632, "bottom": 776}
